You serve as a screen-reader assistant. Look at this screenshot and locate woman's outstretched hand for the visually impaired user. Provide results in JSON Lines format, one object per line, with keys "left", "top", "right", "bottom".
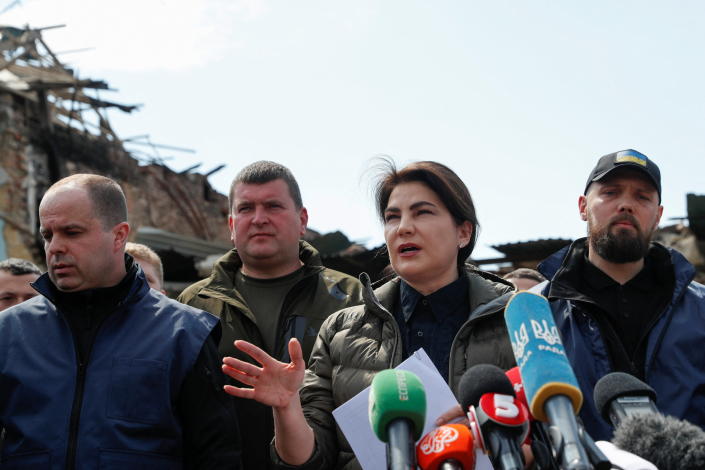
{"left": 222, "top": 338, "right": 306, "bottom": 408}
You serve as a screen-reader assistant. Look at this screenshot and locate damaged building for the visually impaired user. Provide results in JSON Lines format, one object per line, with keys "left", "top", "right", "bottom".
{"left": 0, "top": 25, "right": 233, "bottom": 294}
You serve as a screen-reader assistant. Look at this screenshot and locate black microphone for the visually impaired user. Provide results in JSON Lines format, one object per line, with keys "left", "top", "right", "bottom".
{"left": 459, "top": 364, "right": 528, "bottom": 470}
{"left": 594, "top": 371, "right": 705, "bottom": 470}
{"left": 593, "top": 372, "right": 658, "bottom": 428}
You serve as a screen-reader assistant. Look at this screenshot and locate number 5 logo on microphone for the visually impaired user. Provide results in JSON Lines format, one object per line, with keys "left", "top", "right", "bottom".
{"left": 479, "top": 393, "right": 529, "bottom": 427}
{"left": 493, "top": 393, "right": 520, "bottom": 419}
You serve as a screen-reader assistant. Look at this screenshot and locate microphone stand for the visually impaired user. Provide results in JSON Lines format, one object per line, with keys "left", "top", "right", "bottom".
{"left": 544, "top": 396, "right": 591, "bottom": 470}
{"left": 386, "top": 418, "right": 416, "bottom": 470}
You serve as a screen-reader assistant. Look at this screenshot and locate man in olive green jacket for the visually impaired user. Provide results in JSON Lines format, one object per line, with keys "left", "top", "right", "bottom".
{"left": 178, "top": 161, "right": 362, "bottom": 469}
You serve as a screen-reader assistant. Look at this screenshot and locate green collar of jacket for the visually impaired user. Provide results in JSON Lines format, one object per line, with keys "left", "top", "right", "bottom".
{"left": 193, "top": 241, "right": 326, "bottom": 312}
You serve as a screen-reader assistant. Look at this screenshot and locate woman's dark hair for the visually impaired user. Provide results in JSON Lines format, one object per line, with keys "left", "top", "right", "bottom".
{"left": 372, "top": 159, "right": 480, "bottom": 267}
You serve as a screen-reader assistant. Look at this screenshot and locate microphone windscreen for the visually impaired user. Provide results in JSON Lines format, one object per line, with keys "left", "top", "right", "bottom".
{"left": 416, "top": 424, "right": 475, "bottom": 470}
{"left": 368, "top": 369, "right": 427, "bottom": 442}
{"left": 458, "top": 364, "right": 514, "bottom": 411}
{"left": 504, "top": 291, "right": 582, "bottom": 421}
{"left": 613, "top": 414, "right": 705, "bottom": 470}
{"left": 593, "top": 372, "right": 657, "bottom": 421}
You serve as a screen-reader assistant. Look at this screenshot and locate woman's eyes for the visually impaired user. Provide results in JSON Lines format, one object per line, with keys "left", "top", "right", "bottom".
{"left": 384, "top": 209, "right": 433, "bottom": 222}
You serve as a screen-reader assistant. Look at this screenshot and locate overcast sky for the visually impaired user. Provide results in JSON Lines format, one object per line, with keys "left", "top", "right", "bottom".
{"left": 4, "top": 1, "right": 704, "bottom": 260}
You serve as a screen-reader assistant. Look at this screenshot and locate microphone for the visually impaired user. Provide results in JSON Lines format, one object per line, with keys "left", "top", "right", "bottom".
{"left": 368, "top": 369, "right": 427, "bottom": 470}
{"left": 594, "top": 371, "right": 705, "bottom": 470}
{"left": 459, "top": 364, "right": 528, "bottom": 470}
{"left": 593, "top": 372, "right": 658, "bottom": 428}
{"left": 612, "top": 413, "right": 705, "bottom": 470}
{"left": 416, "top": 424, "right": 476, "bottom": 470}
{"left": 507, "top": 367, "right": 610, "bottom": 470}
{"left": 504, "top": 291, "right": 591, "bottom": 470}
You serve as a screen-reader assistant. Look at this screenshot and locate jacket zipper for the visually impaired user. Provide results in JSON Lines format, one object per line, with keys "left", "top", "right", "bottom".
{"left": 635, "top": 298, "right": 676, "bottom": 380}
{"left": 65, "top": 356, "right": 87, "bottom": 470}
{"left": 359, "top": 278, "right": 402, "bottom": 369}
{"left": 387, "top": 310, "right": 403, "bottom": 369}
{"left": 63, "top": 302, "right": 119, "bottom": 470}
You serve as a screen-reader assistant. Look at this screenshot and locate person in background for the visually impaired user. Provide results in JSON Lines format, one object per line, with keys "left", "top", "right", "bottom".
{"left": 125, "top": 242, "right": 166, "bottom": 293}
{"left": 536, "top": 149, "right": 705, "bottom": 440}
{"left": 0, "top": 173, "right": 241, "bottom": 468}
{"left": 0, "top": 258, "right": 41, "bottom": 454}
{"left": 502, "top": 267, "right": 545, "bottom": 290}
{"left": 221, "top": 160, "right": 516, "bottom": 469}
{"left": 0, "top": 258, "right": 41, "bottom": 311}
{"left": 178, "top": 160, "right": 362, "bottom": 470}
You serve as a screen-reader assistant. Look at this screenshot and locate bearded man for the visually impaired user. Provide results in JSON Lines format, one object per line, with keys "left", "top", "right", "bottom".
{"left": 535, "top": 149, "right": 705, "bottom": 440}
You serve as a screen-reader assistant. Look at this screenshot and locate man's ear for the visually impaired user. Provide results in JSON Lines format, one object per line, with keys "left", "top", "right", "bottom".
{"left": 299, "top": 207, "right": 309, "bottom": 236}
{"left": 578, "top": 195, "right": 588, "bottom": 221}
{"left": 655, "top": 205, "right": 664, "bottom": 229}
{"left": 113, "top": 222, "right": 130, "bottom": 252}
{"left": 228, "top": 214, "right": 235, "bottom": 243}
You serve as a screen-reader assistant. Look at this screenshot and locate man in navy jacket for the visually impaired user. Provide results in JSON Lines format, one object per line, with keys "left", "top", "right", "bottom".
{"left": 537, "top": 149, "right": 705, "bottom": 440}
{"left": 0, "top": 174, "right": 241, "bottom": 469}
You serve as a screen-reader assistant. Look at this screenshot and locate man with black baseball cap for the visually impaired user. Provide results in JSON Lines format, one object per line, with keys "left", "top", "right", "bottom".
{"left": 534, "top": 149, "right": 705, "bottom": 440}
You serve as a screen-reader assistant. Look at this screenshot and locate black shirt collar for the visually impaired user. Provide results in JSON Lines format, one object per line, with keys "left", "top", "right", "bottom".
{"left": 583, "top": 250, "right": 658, "bottom": 292}
{"left": 399, "top": 273, "right": 468, "bottom": 323}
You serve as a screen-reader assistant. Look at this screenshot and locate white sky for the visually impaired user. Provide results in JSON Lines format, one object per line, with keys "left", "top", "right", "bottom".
{"left": 4, "top": 1, "right": 704, "bottom": 260}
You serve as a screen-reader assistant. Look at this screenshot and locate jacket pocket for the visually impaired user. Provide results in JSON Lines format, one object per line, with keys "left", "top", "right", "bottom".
{"left": 99, "top": 449, "right": 181, "bottom": 469}
{"left": 106, "top": 357, "right": 169, "bottom": 425}
{"left": 0, "top": 450, "right": 50, "bottom": 469}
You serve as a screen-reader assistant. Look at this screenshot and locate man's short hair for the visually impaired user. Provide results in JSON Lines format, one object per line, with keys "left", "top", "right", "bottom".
{"left": 228, "top": 161, "right": 303, "bottom": 210}
{"left": 0, "top": 258, "right": 41, "bottom": 276}
{"left": 503, "top": 268, "right": 545, "bottom": 283}
{"left": 46, "top": 174, "right": 127, "bottom": 230}
{"left": 125, "top": 242, "right": 164, "bottom": 286}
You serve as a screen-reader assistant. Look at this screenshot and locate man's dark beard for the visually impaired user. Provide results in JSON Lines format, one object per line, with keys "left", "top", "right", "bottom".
{"left": 589, "top": 217, "right": 650, "bottom": 263}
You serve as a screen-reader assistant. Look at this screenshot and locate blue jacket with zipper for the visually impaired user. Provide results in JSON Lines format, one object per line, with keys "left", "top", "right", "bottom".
{"left": 0, "top": 269, "right": 218, "bottom": 469}
{"left": 537, "top": 239, "right": 705, "bottom": 440}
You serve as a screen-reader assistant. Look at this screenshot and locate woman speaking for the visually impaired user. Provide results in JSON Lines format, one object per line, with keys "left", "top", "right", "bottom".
{"left": 222, "top": 160, "right": 516, "bottom": 469}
